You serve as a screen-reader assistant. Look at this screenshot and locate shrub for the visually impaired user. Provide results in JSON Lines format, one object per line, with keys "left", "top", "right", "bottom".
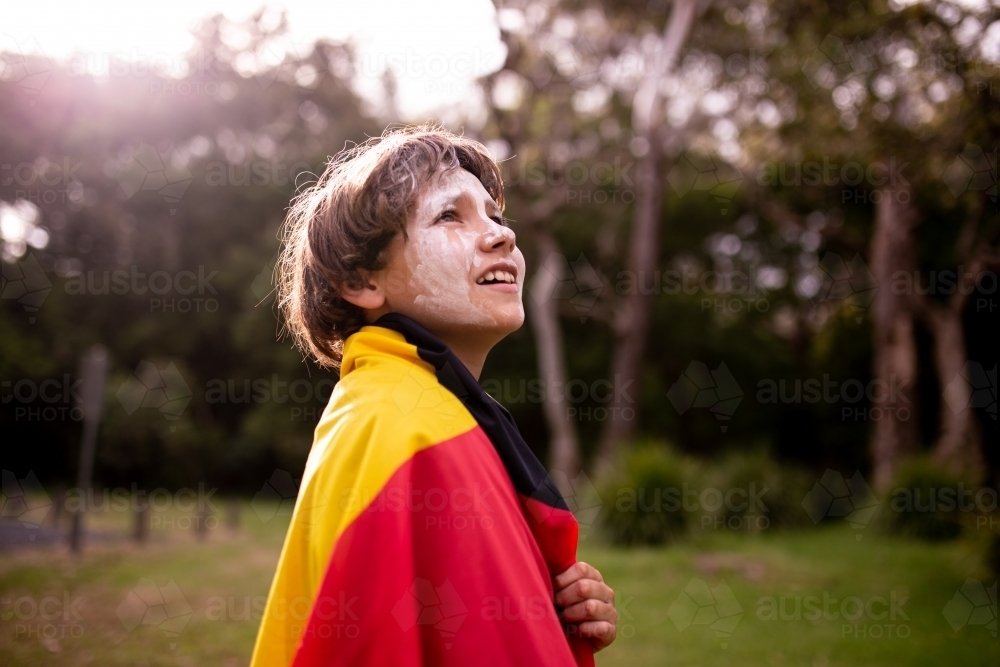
{"left": 702, "top": 450, "right": 814, "bottom": 533}
{"left": 597, "top": 443, "right": 693, "bottom": 546}
{"left": 879, "top": 457, "right": 970, "bottom": 541}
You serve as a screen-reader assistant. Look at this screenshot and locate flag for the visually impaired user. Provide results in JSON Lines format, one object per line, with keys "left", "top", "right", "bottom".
{"left": 250, "top": 313, "right": 594, "bottom": 667}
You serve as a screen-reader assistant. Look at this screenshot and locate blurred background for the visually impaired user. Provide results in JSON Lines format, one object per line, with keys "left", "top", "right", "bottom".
{"left": 1, "top": 0, "right": 997, "bottom": 665}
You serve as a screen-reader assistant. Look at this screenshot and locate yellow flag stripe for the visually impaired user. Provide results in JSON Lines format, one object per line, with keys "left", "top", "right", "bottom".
{"left": 250, "top": 325, "right": 478, "bottom": 667}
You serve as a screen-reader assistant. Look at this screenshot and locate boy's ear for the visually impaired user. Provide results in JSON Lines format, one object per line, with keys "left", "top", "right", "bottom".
{"left": 339, "top": 271, "right": 386, "bottom": 312}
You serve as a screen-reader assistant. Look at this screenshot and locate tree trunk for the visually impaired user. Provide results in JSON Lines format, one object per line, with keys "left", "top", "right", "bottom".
{"left": 596, "top": 0, "right": 698, "bottom": 469}
{"left": 595, "top": 141, "right": 662, "bottom": 467}
{"left": 528, "top": 231, "right": 582, "bottom": 478}
{"left": 928, "top": 307, "right": 984, "bottom": 477}
{"left": 869, "top": 185, "right": 921, "bottom": 490}
{"left": 913, "top": 195, "right": 990, "bottom": 480}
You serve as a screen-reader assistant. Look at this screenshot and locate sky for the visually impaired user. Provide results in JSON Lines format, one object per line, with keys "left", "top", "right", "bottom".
{"left": 2, "top": 0, "right": 508, "bottom": 118}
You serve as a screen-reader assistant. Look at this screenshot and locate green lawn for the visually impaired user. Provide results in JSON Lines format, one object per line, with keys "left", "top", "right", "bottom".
{"left": 1, "top": 503, "right": 996, "bottom": 666}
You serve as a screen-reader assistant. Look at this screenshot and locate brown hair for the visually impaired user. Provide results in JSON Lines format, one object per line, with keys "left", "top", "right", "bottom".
{"left": 276, "top": 123, "right": 505, "bottom": 369}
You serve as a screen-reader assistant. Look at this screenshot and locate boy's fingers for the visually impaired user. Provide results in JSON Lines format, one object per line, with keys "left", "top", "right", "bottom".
{"left": 553, "top": 561, "right": 603, "bottom": 590}
{"left": 572, "top": 620, "right": 617, "bottom": 650}
{"left": 554, "top": 578, "right": 615, "bottom": 608}
{"left": 559, "top": 598, "right": 617, "bottom": 624}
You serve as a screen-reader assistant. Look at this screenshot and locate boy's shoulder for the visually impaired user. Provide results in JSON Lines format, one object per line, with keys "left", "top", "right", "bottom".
{"left": 306, "top": 356, "right": 478, "bottom": 479}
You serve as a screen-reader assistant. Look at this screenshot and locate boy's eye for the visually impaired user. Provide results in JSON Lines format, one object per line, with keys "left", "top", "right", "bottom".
{"left": 435, "top": 209, "right": 507, "bottom": 227}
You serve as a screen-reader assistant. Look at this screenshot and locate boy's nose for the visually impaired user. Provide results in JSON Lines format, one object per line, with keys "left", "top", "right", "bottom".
{"left": 480, "top": 222, "right": 516, "bottom": 253}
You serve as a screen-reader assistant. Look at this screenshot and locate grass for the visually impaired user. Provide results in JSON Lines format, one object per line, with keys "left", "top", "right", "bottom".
{"left": 1, "top": 501, "right": 996, "bottom": 666}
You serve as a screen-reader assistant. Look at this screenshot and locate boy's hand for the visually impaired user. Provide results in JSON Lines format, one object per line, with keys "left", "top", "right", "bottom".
{"left": 553, "top": 561, "right": 617, "bottom": 652}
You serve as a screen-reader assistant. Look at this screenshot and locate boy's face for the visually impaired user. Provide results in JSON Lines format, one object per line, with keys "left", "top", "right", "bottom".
{"left": 375, "top": 167, "right": 525, "bottom": 344}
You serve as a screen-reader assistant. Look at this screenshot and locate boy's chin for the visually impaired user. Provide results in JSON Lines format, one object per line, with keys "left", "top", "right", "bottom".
{"left": 490, "top": 307, "right": 525, "bottom": 334}
{"left": 493, "top": 317, "right": 524, "bottom": 338}
{"left": 450, "top": 309, "right": 525, "bottom": 339}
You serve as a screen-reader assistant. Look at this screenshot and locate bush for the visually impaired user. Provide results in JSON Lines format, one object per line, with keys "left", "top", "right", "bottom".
{"left": 878, "top": 457, "right": 969, "bottom": 541}
{"left": 702, "top": 450, "right": 815, "bottom": 533}
{"left": 597, "top": 443, "right": 693, "bottom": 546}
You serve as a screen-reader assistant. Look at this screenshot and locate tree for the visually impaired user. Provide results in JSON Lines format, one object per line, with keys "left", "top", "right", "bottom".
{"left": 733, "top": 0, "right": 999, "bottom": 486}
{"left": 596, "top": 0, "right": 702, "bottom": 468}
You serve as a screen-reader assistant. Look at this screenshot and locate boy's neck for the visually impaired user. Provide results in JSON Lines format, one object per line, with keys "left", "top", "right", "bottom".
{"left": 367, "top": 311, "right": 496, "bottom": 381}
{"left": 438, "top": 336, "right": 488, "bottom": 381}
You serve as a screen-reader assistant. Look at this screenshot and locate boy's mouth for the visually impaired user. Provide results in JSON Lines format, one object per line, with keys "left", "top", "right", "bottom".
{"left": 475, "top": 262, "right": 518, "bottom": 287}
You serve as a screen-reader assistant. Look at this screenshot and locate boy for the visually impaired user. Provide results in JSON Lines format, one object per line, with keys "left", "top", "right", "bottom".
{"left": 251, "top": 125, "right": 616, "bottom": 666}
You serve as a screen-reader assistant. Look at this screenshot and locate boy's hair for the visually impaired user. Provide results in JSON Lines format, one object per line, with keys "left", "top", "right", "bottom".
{"left": 276, "top": 124, "right": 505, "bottom": 369}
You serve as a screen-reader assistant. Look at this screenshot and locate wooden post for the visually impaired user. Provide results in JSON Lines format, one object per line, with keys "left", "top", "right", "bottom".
{"left": 69, "top": 345, "right": 108, "bottom": 554}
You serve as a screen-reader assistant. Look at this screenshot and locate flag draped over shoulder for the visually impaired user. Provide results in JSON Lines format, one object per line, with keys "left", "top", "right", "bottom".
{"left": 250, "top": 313, "right": 595, "bottom": 667}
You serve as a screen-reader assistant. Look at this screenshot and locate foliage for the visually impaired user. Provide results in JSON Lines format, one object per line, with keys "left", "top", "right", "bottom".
{"left": 597, "top": 442, "right": 694, "bottom": 546}
{"left": 0, "top": 16, "right": 379, "bottom": 492}
{"left": 878, "top": 455, "right": 970, "bottom": 541}
{"left": 703, "top": 449, "right": 815, "bottom": 532}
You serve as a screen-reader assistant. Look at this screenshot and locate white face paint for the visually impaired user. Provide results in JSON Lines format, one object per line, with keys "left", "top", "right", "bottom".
{"left": 377, "top": 168, "right": 525, "bottom": 347}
